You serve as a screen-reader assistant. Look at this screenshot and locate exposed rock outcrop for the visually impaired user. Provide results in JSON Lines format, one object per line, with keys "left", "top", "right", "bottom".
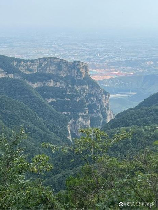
{"left": 0, "top": 55, "right": 113, "bottom": 139}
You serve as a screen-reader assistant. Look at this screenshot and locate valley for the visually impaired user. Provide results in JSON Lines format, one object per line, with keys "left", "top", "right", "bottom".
{"left": 0, "top": 32, "right": 158, "bottom": 210}
{"left": 1, "top": 32, "right": 158, "bottom": 114}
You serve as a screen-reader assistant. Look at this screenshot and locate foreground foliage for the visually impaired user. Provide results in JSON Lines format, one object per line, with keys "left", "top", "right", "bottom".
{"left": 0, "top": 130, "right": 62, "bottom": 209}
{"left": 0, "top": 128, "right": 157, "bottom": 209}
{"left": 54, "top": 129, "right": 158, "bottom": 209}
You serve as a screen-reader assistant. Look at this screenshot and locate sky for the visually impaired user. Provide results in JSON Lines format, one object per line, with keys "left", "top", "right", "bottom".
{"left": 0, "top": 0, "right": 158, "bottom": 34}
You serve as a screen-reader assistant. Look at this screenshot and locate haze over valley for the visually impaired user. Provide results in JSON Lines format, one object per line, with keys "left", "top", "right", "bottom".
{"left": 1, "top": 31, "right": 158, "bottom": 114}
{"left": 0, "top": 0, "right": 158, "bottom": 209}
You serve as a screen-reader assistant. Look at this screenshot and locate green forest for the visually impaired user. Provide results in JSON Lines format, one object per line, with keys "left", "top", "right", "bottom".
{"left": 0, "top": 126, "right": 158, "bottom": 209}
{"left": 0, "top": 56, "right": 158, "bottom": 209}
{"left": 0, "top": 85, "right": 158, "bottom": 209}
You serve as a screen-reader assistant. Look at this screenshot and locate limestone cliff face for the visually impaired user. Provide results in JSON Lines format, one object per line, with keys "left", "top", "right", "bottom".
{"left": 0, "top": 55, "right": 113, "bottom": 139}
{"left": 13, "top": 57, "right": 88, "bottom": 79}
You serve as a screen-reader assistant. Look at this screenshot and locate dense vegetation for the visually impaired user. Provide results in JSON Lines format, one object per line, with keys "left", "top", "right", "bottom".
{"left": 0, "top": 77, "right": 69, "bottom": 145}
{"left": 0, "top": 129, "right": 157, "bottom": 209}
{"left": 0, "top": 130, "right": 62, "bottom": 209}
{"left": 0, "top": 87, "right": 158, "bottom": 209}
{"left": 0, "top": 55, "right": 158, "bottom": 209}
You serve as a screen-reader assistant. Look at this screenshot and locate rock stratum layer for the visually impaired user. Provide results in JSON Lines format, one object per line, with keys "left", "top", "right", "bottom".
{"left": 0, "top": 55, "right": 113, "bottom": 139}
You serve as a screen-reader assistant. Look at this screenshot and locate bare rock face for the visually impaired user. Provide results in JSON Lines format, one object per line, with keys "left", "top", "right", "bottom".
{"left": 13, "top": 57, "right": 88, "bottom": 78}
{"left": 0, "top": 55, "right": 113, "bottom": 139}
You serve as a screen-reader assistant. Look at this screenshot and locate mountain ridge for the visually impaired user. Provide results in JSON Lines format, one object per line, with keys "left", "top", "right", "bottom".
{"left": 0, "top": 55, "right": 113, "bottom": 138}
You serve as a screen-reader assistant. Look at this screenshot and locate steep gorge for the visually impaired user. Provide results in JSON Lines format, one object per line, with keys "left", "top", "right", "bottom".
{"left": 0, "top": 55, "right": 113, "bottom": 139}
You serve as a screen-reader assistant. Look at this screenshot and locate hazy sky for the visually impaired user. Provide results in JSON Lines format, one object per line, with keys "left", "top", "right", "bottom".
{"left": 0, "top": 0, "right": 158, "bottom": 32}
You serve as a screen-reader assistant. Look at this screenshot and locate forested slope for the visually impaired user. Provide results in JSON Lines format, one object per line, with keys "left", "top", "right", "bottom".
{"left": 103, "top": 92, "right": 158, "bottom": 130}
{"left": 0, "top": 77, "right": 70, "bottom": 158}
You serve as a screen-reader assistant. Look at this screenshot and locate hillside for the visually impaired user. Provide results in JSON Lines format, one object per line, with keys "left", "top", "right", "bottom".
{"left": 103, "top": 92, "right": 158, "bottom": 130}
{"left": 136, "top": 91, "right": 158, "bottom": 108}
{"left": 0, "top": 77, "right": 69, "bottom": 146}
{"left": 0, "top": 57, "right": 158, "bottom": 208}
{"left": 99, "top": 74, "right": 158, "bottom": 114}
{"left": 101, "top": 92, "right": 158, "bottom": 159}
{"left": 0, "top": 55, "right": 113, "bottom": 138}
{"left": 49, "top": 91, "right": 158, "bottom": 190}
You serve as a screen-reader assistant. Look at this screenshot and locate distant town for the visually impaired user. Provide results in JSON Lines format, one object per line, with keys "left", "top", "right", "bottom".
{"left": 0, "top": 32, "right": 158, "bottom": 80}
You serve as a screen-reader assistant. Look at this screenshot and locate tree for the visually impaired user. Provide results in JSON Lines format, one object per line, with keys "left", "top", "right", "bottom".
{"left": 0, "top": 130, "right": 63, "bottom": 209}
{"left": 53, "top": 128, "right": 157, "bottom": 209}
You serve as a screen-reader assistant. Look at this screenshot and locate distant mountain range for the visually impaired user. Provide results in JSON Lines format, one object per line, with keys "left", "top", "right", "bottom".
{"left": 99, "top": 74, "right": 158, "bottom": 114}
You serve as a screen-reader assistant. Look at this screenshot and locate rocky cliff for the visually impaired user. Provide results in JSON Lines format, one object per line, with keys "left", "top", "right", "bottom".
{"left": 0, "top": 55, "right": 113, "bottom": 139}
